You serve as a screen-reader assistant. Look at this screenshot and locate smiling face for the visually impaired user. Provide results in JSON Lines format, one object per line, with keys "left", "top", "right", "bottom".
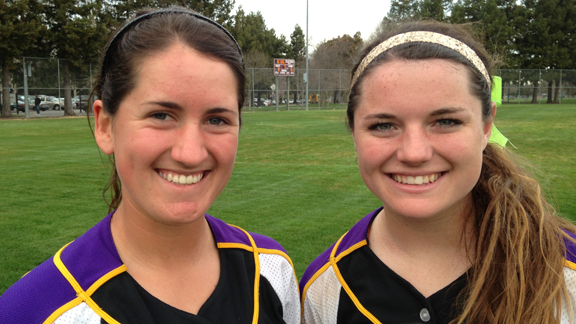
{"left": 93, "top": 43, "right": 239, "bottom": 226}
{"left": 353, "top": 59, "right": 494, "bottom": 222}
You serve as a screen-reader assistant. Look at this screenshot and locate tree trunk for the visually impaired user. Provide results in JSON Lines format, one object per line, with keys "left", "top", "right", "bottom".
{"left": 547, "top": 81, "right": 553, "bottom": 103}
{"left": 62, "top": 61, "right": 76, "bottom": 116}
{"left": 531, "top": 80, "right": 538, "bottom": 103}
{"left": 63, "top": 61, "right": 74, "bottom": 113}
{"left": 553, "top": 77, "right": 560, "bottom": 103}
{"left": 1, "top": 61, "right": 13, "bottom": 118}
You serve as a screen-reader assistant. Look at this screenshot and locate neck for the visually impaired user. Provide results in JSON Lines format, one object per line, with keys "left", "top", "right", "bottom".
{"left": 110, "top": 202, "right": 217, "bottom": 271}
{"left": 369, "top": 203, "right": 474, "bottom": 261}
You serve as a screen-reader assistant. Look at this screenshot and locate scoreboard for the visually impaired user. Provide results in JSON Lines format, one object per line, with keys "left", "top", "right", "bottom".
{"left": 273, "top": 58, "right": 295, "bottom": 76}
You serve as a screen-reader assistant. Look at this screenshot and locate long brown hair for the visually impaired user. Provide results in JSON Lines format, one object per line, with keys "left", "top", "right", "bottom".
{"left": 348, "top": 20, "right": 576, "bottom": 323}
{"left": 89, "top": 7, "right": 245, "bottom": 212}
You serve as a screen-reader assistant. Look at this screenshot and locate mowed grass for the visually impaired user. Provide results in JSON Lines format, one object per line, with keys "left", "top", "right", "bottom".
{"left": 1, "top": 104, "right": 575, "bottom": 294}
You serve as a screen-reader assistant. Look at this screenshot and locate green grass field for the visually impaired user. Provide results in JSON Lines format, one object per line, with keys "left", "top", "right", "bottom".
{"left": 1, "top": 103, "right": 575, "bottom": 294}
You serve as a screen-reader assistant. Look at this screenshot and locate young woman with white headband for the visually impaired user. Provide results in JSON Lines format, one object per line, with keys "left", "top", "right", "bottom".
{"left": 300, "top": 21, "right": 576, "bottom": 324}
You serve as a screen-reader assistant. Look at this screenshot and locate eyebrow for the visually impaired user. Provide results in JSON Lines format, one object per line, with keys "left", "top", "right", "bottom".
{"left": 429, "top": 107, "right": 467, "bottom": 116}
{"left": 363, "top": 107, "right": 467, "bottom": 120}
{"left": 145, "top": 102, "right": 237, "bottom": 115}
{"left": 147, "top": 101, "right": 182, "bottom": 110}
{"left": 364, "top": 113, "right": 395, "bottom": 120}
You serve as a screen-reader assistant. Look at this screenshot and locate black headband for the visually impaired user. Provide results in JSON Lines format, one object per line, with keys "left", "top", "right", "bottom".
{"left": 100, "top": 8, "right": 244, "bottom": 86}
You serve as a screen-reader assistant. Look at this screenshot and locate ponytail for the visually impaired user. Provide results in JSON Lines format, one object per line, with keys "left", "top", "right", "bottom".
{"left": 456, "top": 144, "right": 575, "bottom": 324}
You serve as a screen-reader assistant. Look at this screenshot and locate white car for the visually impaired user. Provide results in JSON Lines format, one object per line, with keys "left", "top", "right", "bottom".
{"left": 39, "top": 96, "right": 62, "bottom": 110}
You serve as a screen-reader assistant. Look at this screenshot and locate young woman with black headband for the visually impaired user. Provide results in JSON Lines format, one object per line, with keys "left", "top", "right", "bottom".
{"left": 300, "top": 21, "right": 576, "bottom": 324}
{"left": 0, "top": 8, "right": 300, "bottom": 324}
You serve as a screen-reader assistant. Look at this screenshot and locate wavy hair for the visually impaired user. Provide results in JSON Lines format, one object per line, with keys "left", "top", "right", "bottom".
{"left": 348, "top": 20, "right": 576, "bottom": 324}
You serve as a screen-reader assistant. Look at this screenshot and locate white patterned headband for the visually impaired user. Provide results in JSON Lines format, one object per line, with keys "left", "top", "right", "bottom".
{"left": 351, "top": 31, "right": 491, "bottom": 88}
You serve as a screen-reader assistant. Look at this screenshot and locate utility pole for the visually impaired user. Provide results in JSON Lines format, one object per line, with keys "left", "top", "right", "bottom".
{"left": 305, "top": 0, "right": 309, "bottom": 111}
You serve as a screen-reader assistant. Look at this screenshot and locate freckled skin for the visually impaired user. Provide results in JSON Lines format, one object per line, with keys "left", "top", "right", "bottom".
{"left": 353, "top": 59, "right": 494, "bottom": 223}
{"left": 94, "top": 43, "right": 240, "bottom": 229}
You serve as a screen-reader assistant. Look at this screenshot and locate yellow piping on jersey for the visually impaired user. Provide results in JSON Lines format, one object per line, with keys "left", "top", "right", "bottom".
{"left": 565, "top": 260, "right": 576, "bottom": 271}
{"left": 330, "top": 233, "right": 382, "bottom": 324}
{"left": 48, "top": 242, "right": 126, "bottom": 324}
{"left": 300, "top": 231, "right": 370, "bottom": 320}
{"left": 229, "top": 225, "right": 261, "bottom": 324}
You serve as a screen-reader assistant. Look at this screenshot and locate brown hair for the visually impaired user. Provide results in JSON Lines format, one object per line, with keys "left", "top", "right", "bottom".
{"left": 349, "top": 20, "right": 576, "bottom": 323}
{"left": 90, "top": 7, "right": 245, "bottom": 212}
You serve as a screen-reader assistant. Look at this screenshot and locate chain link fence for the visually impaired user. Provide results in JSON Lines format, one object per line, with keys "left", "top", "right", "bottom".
{"left": 498, "top": 69, "right": 576, "bottom": 104}
{"left": 2, "top": 57, "right": 576, "bottom": 117}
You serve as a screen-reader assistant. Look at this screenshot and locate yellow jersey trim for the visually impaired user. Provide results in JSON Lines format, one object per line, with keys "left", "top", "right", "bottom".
{"left": 330, "top": 233, "right": 382, "bottom": 324}
{"left": 52, "top": 242, "right": 123, "bottom": 324}
{"left": 565, "top": 260, "right": 576, "bottom": 271}
{"left": 218, "top": 236, "right": 299, "bottom": 297}
{"left": 300, "top": 261, "right": 333, "bottom": 317}
{"left": 229, "top": 225, "right": 261, "bottom": 324}
{"left": 43, "top": 296, "right": 83, "bottom": 324}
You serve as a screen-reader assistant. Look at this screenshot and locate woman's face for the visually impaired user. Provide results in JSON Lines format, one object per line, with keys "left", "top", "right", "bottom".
{"left": 352, "top": 59, "right": 494, "bottom": 222}
{"left": 94, "top": 43, "right": 239, "bottom": 226}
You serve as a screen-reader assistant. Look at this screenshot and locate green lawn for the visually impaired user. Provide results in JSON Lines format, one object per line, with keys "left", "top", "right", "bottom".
{"left": 1, "top": 103, "right": 575, "bottom": 294}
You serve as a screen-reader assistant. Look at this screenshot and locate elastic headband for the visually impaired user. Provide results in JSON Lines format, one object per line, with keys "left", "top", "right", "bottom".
{"left": 351, "top": 31, "right": 491, "bottom": 88}
{"left": 100, "top": 8, "right": 244, "bottom": 86}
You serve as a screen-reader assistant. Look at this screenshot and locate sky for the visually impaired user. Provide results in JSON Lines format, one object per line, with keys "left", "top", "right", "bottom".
{"left": 233, "top": 0, "right": 392, "bottom": 48}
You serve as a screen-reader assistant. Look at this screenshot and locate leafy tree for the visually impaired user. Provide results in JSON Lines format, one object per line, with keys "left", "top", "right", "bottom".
{"left": 310, "top": 32, "right": 363, "bottom": 104}
{"left": 42, "top": 0, "right": 112, "bottom": 115}
{"left": 289, "top": 24, "right": 305, "bottom": 63}
{"left": 228, "top": 7, "right": 288, "bottom": 59}
{"left": 107, "top": 0, "right": 235, "bottom": 25}
{"left": 388, "top": 0, "right": 420, "bottom": 20}
{"left": 0, "top": 0, "right": 44, "bottom": 118}
{"left": 515, "top": 0, "right": 575, "bottom": 102}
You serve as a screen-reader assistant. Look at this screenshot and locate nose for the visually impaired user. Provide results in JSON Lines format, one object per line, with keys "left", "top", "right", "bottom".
{"left": 171, "top": 123, "right": 208, "bottom": 166}
{"left": 396, "top": 127, "right": 433, "bottom": 165}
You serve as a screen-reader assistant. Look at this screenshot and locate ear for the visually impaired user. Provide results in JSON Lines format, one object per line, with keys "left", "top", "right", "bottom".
{"left": 482, "top": 102, "right": 497, "bottom": 148}
{"left": 93, "top": 100, "right": 115, "bottom": 155}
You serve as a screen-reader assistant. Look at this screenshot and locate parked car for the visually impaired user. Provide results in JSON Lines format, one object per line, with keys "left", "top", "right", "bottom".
{"left": 73, "top": 95, "right": 91, "bottom": 111}
{"left": 10, "top": 100, "right": 25, "bottom": 113}
{"left": 39, "top": 96, "right": 61, "bottom": 111}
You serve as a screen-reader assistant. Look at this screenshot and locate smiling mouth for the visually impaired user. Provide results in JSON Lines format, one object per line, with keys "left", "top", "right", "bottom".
{"left": 158, "top": 171, "right": 205, "bottom": 185}
{"left": 391, "top": 173, "right": 442, "bottom": 185}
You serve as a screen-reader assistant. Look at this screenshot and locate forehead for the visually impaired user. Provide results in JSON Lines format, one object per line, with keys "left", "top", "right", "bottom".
{"left": 356, "top": 59, "right": 480, "bottom": 116}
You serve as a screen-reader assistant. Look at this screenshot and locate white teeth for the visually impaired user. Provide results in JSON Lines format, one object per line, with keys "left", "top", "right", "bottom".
{"left": 159, "top": 171, "right": 204, "bottom": 185}
{"left": 392, "top": 173, "right": 441, "bottom": 185}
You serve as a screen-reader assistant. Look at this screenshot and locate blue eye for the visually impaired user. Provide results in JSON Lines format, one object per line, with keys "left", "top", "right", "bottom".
{"left": 437, "top": 119, "right": 462, "bottom": 127}
{"left": 151, "top": 113, "right": 170, "bottom": 120}
{"left": 370, "top": 123, "right": 393, "bottom": 131}
{"left": 208, "top": 117, "right": 224, "bottom": 125}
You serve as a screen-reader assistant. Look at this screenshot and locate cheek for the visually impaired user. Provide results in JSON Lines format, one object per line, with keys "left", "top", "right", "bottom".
{"left": 212, "top": 135, "right": 239, "bottom": 167}
{"left": 355, "top": 139, "right": 391, "bottom": 172}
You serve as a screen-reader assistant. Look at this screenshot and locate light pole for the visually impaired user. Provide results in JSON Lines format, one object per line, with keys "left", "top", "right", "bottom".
{"left": 305, "top": 0, "right": 309, "bottom": 111}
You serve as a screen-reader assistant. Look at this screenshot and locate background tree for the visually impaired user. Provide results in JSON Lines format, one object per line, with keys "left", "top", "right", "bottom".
{"left": 107, "top": 0, "right": 235, "bottom": 25}
{"left": 0, "top": 0, "right": 44, "bottom": 118}
{"left": 228, "top": 7, "right": 288, "bottom": 58}
{"left": 289, "top": 24, "right": 305, "bottom": 63}
{"left": 42, "top": 0, "right": 112, "bottom": 115}
{"left": 310, "top": 32, "right": 363, "bottom": 105}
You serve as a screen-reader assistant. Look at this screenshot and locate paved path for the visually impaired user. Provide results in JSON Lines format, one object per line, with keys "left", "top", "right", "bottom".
{"left": 11, "top": 109, "right": 89, "bottom": 118}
